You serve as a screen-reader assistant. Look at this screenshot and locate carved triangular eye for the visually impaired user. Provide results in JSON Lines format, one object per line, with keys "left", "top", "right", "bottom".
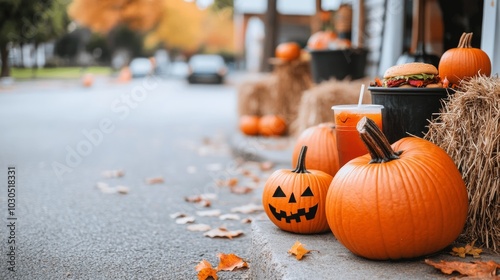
{"left": 273, "top": 186, "right": 286, "bottom": 197}
{"left": 301, "top": 186, "right": 313, "bottom": 197}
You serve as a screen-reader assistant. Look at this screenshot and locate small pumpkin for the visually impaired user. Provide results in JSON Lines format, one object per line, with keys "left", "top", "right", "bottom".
{"left": 325, "top": 117, "right": 468, "bottom": 260}
{"left": 82, "top": 73, "right": 94, "bottom": 87}
{"left": 306, "top": 30, "right": 337, "bottom": 50}
{"left": 263, "top": 146, "right": 333, "bottom": 234}
{"left": 275, "top": 42, "right": 301, "bottom": 61}
{"left": 239, "top": 115, "right": 260, "bottom": 136}
{"left": 292, "top": 123, "right": 340, "bottom": 177}
{"left": 258, "top": 115, "right": 287, "bottom": 137}
{"left": 438, "top": 32, "right": 491, "bottom": 86}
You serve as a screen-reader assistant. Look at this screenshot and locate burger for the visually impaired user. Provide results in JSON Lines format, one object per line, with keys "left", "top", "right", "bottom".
{"left": 382, "top": 62, "right": 442, "bottom": 88}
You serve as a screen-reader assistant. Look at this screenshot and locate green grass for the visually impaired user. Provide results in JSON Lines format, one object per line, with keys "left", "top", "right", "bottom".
{"left": 11, "top": 67, "right": 113, "bottom": 79}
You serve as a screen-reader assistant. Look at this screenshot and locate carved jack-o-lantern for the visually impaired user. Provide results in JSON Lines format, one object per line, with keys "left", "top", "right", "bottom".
{"left": 262, "top": 146, "right": 333, "bottom": 234}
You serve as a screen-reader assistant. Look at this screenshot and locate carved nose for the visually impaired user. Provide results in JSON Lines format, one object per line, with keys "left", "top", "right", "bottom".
{"left": 288, "top": 193, "right": 296, "bottom": 203}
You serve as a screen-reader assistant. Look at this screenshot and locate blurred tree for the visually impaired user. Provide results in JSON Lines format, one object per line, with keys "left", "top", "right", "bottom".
{"left": 145, "top": 0, "right": 206, "bottom": 53}
{"left": 211, "top": 0, "right": 233, "bottom": 13}
{"left": 67, "top": 0, "right": 164, "bottom": 34}
{"left": 145, "top": 0, "right": 234, "bottom": 55}
{"left": 0, "top": 0, "right": 69, "bottom": 77}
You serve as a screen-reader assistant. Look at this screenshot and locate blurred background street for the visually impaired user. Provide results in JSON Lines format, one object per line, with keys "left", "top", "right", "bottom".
{"left": 0, "top": 73, "right": 284, "bottom": 279}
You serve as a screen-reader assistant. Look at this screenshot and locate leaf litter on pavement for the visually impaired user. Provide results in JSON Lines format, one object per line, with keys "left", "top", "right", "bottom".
{"left": 195, "top": 253, "right": 249, "bottom": 280}
{"left": 178, "top": 135, "right": 284, "bottom": 279}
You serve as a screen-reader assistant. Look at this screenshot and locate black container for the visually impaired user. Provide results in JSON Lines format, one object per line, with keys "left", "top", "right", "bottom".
{"left": 309, "top": 48, "right": 368, "bottom": 84}
{"left": 369, "top": 87, "right": 454, "bottom": 143}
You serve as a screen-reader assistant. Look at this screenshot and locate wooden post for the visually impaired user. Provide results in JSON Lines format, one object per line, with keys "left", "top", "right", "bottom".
{"left": 261, "top": 0, "right": 278, "bottom": 72}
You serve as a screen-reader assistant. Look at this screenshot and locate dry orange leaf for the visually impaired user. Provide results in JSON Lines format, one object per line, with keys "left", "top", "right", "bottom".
{"left": 230, "top": 185, "right": 254, "bottom": 194}
{"left": 260, "top": 161, "right": 274, "bottom": 171}
{"left": 217, "top": 178, "right": 238, "bottom": 187}
{"left": 145, "top": 176, "right": 164, "bottom": 184}
{"left": 175, "top": 216, "right": 195, "bottom": 224}
{"left": 216, "top": 253, "right": 249, "bottom": 271}
{"left": 288, "top": 241, "right": 311, "bottom": 260}
{"left": 195, "top": 260, "right": 218, "bottom": 280}
{"left": 185, "top": 195, "right": 211, "bottom": 207}
{"left": 203, "top": 227, "right": 244, "bottom": 239}
{"left": 451, "top": 241, "right": 483, "bottom": 258}
{"left": 425, "top": 259, "right": 500, "bottom": 277}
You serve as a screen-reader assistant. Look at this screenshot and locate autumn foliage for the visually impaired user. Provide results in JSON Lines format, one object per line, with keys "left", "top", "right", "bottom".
{"left": 68, "top": 0, "right": 164, "bottom": 33}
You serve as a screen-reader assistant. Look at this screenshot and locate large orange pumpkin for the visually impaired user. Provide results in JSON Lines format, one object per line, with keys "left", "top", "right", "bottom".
{"left": 263, "top": 146, "right": 333, "bottom": 234}
{"left": 258, "top": 115, "right": 286, "bottom": 137}
{"left": 438, "top": 32, "right": 491, "bottom": 86}
{"left": 307, "top": 30, "right": 337, "bottom": 50}
{"left": 292, "top": 123, "right": 340, "bottom": 177}
{"left": 275, "top": 42, "right": 301, "bottom": 61}
{"left": 239, "top": 115, "right": 260, "bottom": 136}
{"left": 325, "top": 117, "right": 468, "bottom": 260}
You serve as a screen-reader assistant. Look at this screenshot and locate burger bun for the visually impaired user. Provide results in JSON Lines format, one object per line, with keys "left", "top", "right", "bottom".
{"left": 384, "top": 62, "right": 438, "bottom": 79}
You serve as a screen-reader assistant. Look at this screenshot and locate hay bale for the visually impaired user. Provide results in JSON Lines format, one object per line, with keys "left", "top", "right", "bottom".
{"left": 292, "top": 78, "right": 372, "bottom": 134}
{"left": 269, "top": 58, "right": 314, "bottom": 129}
{"left": 425, "top": 75, "right": 500, "bottom": 253}
{"left": 237, "top": 75, "right": 277, "bottom": 117}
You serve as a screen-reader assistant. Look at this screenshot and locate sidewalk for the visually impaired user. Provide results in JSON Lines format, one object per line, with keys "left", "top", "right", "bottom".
{"left": 229, "top": 133, "right": 500, "bottom": 280}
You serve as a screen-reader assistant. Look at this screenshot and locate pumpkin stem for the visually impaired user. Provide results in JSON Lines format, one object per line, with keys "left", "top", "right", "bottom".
{"left": 465, "top": 32, "right": 473, "bottom": 48}
{"left": 457, "top": 32, "right": 467, "bottom": 48}
{"left": 356, "top": 117, "right": 403, "bottom": 163}
{"left": 457, "top": 32, "right": 474, "bottom": 48}
{"left": 292, "top": 146, "right": 310, "bottom": 173}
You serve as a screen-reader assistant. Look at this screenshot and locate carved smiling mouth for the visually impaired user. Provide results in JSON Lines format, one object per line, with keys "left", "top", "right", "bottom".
{"left": 268, "top": 204, "right": 318, "bottom": 223}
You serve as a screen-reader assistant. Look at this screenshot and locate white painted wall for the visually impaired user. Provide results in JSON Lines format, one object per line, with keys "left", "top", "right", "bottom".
{"left": 481, "top": 0, "right": 500, "bottom": 75}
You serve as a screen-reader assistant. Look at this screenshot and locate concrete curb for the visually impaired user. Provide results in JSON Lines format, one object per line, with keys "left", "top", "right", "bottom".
{"left": 250, "top": 220, "right": 500, "bottom": 279}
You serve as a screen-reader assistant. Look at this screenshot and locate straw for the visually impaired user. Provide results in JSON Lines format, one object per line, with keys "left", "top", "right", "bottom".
{"left": 357, "top": 84, "right": 365, "bottom": 107}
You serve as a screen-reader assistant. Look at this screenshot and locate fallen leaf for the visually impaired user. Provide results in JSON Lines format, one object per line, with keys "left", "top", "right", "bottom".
{"left": 217, "top": 178, "right": 238, "bottom": 187}
{"left": 260, "top": 161, "right": 274, "bottom": 171}
{"left": 186, "top": 193, "right": 217, "bottom": 202}
{"left": 216, "top": 253, "right": 249, "bottom": 271}
{"left": 241, "top": 218, "right": 252, "bottom": 224}
{"left": 96, "top": 182, "right": 129, "bottom": 194}
{"left": 175, "top": 216, "right": 195, "bottom": 224}
{"left": 196, "top": 209, "right": 221, "bottom": 217}
{"left": 187, "top": 224, "right": 212, "bottom": 232}
{"left": 197, "top": 200, "right": 212, "bottom": 208}
{"left": 116, "top": 185, "right": 129, "bottom": 194}
{"left": 451, "top": 241, "right": 483, "bottom": 258}
{"left": 240, "top": 169, "right": 253, "bottom": 177}
{"left": 219, "top": 214, "right": 240, "bottom": 220}
{"left": 96, "top": 182, "right": 116, "bottom": 194}
{"left": 425, "top": 259, "right": 500, "bottom": 277}
{"left": 204, "top": 227, "right": 244, "bottom": 239}
{"left": 145, "top": 176, "right": 164, "bottom": 184}
{"left": 195, "top": 260, "right": 218, "bottom": 280}
{"left": 288, "top": 241, "right": 311, "bottom": 260}
{"left": 231, "top": 203, "right": 264, "bottom": 214}
{"left": 101, "top": 169, "right": 125, "bottom": 178}
{"left": 170, "top": 212, "right": 186, "bottom": 219}
{"left": 230, "top": 185, "right": 253, "bottom": 194}
{"left": 185, "top": 194, "right": 213, "bottom": 208}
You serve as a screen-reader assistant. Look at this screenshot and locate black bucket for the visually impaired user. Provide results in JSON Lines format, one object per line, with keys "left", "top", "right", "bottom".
{"left": 369, "top": 87, "right": 454, "bottom": 143}
{"left": 309, "top": 48, "right": 368, "bottom": 84}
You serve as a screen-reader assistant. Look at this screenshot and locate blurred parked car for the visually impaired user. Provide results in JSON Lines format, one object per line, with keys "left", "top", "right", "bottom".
{"left": 187, "top": 54, "right": 227, "bottom": 84}
{"left": 129, "top": 57, "right": 153, "bottom": 77}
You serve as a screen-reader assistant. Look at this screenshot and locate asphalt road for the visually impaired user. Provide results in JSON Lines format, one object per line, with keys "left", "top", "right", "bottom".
{"left": 0, "top": 74, "right": 275, "bottom": 279}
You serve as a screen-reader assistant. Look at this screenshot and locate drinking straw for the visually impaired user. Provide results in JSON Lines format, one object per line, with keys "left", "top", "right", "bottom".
{"left": 357, "top": 84, "right": 365, "bottom": 107}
